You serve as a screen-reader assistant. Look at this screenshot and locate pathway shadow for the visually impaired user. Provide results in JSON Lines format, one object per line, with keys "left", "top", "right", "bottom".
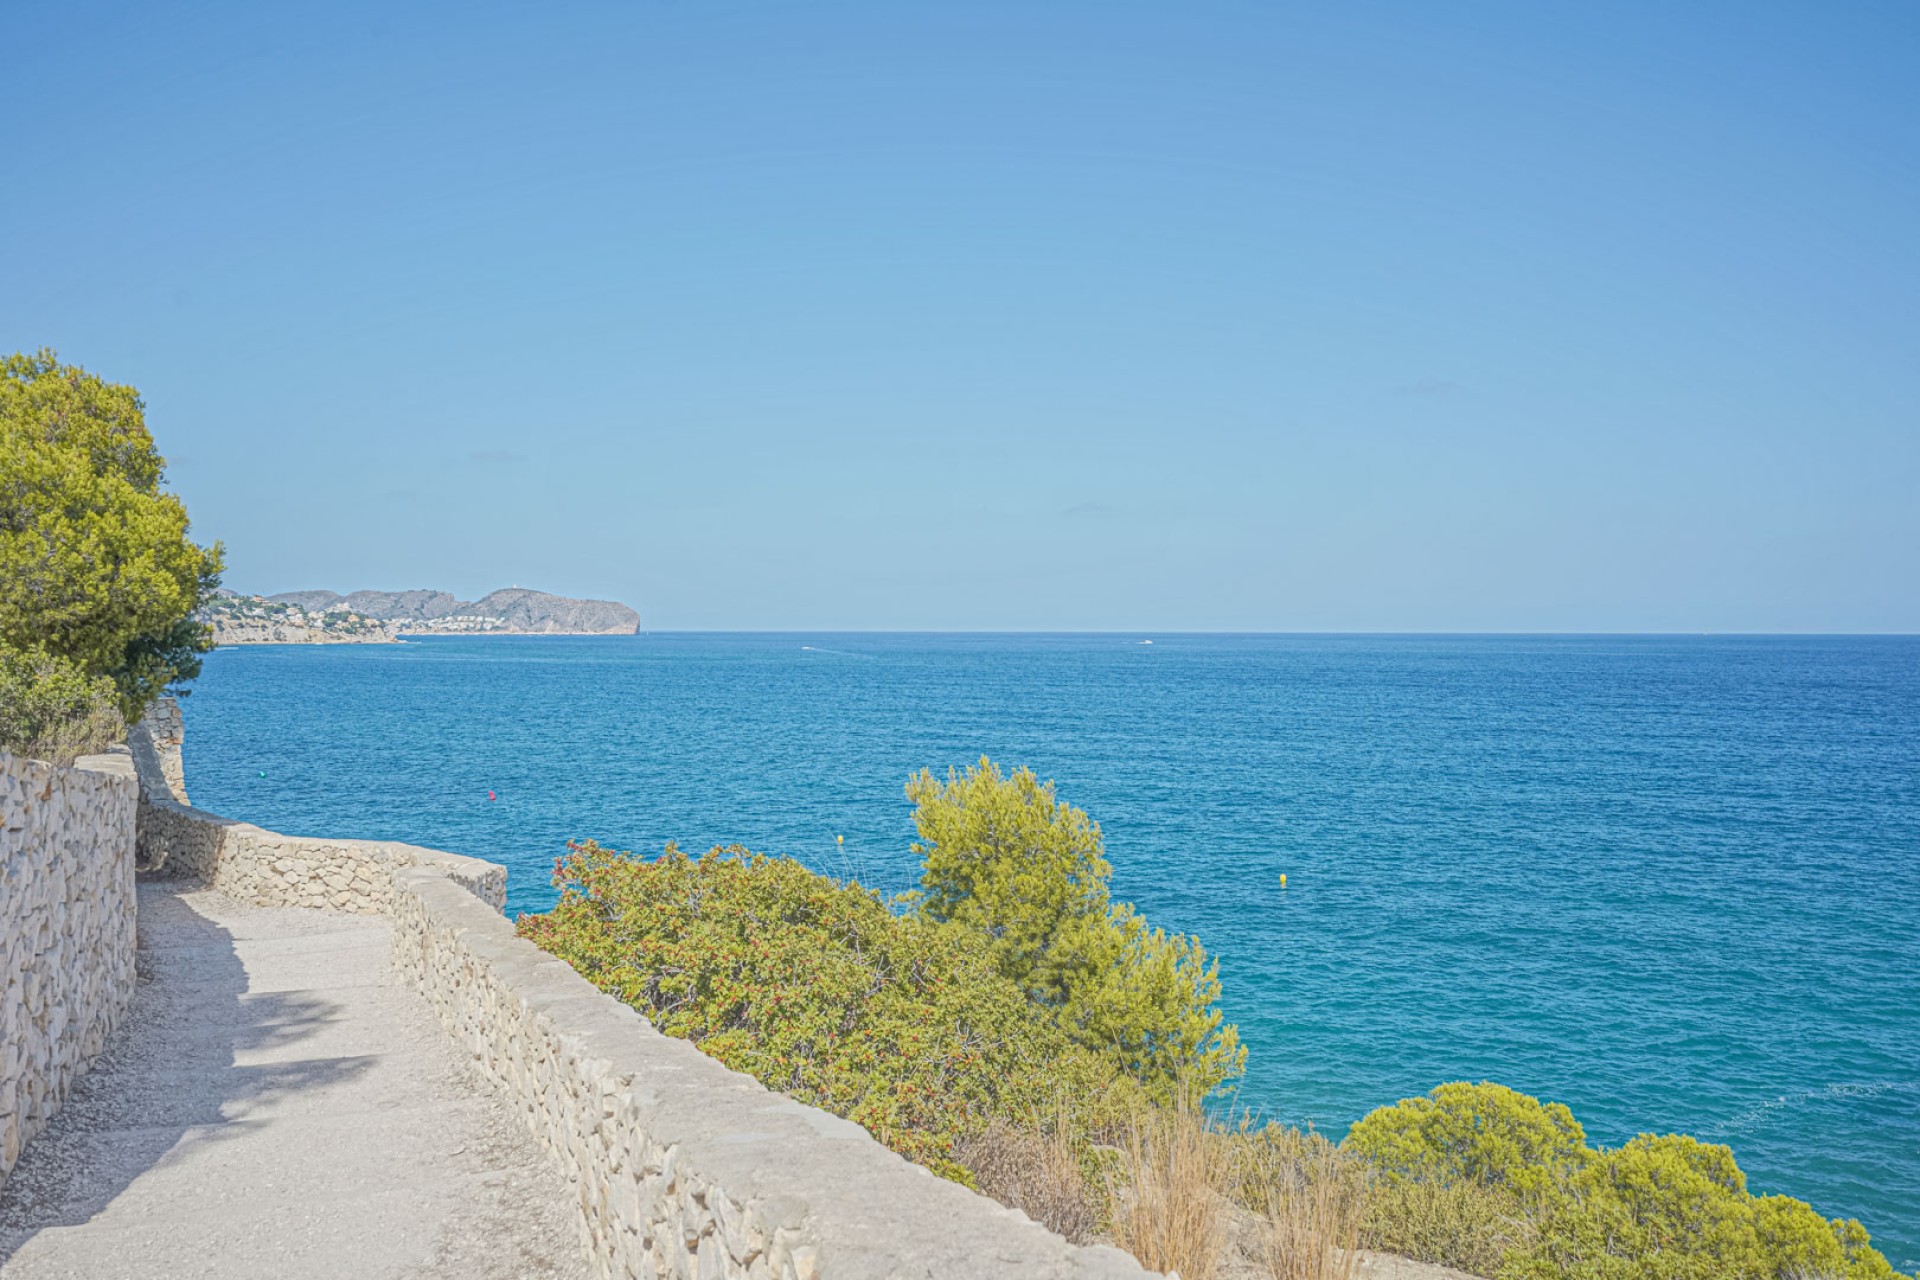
{"left": 0, "top": 878, "right": 375, "bottom": 1265}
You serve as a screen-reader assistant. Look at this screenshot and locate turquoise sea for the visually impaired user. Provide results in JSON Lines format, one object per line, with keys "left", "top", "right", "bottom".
{"left": 180, "top": 633, "right": 1920, "bottom": 1266}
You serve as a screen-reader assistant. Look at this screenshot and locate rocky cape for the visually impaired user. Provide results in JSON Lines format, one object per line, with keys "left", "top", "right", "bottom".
{"left": 205, "top": 587, "right": 640, "bottom": 645}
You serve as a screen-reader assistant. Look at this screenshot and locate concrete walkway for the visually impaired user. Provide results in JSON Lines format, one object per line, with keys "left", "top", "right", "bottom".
{"left": 0, "top": 881, "right": 588, "bottom": 1280}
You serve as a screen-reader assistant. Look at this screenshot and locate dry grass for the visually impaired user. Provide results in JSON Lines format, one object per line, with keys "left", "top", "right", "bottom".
{"left": 955, "top": 1118, "right": 1101, "bottom": 1244}
{"left": 1360, "top": 1176, "right": 1532, "bottom": 1278}
{"left": 1233, "top": 1125, "right": 1371, "bottom": 1280}
{"left": 1107, "top": 1101, "right": 1234, "bottom": 1280}
{"left": 961, "top": 1105, "right": 1526, "bottom": 1280}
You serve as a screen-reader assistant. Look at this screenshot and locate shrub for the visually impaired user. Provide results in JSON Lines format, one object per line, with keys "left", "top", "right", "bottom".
{"left": 908, "top": 757, "right": 1245, "bottom": 1100}
{"left": 0, "top": 645, "right": 125, "bottom": 764}
{"left": 1344, "top": 1084, "right": 1913, "bottom": 1280}
{"left": 1344, "top": 1081, "right": 1587, "bottom": 1199}
{"left": 1501, "top": 1134, "right": 1908, "bottom": 1280}
{"left": 517, "top": 839, "right": 1136, "bottom": 1181}
{"left": 954, "top": 1117, "right": 1102, "bottom": 1244}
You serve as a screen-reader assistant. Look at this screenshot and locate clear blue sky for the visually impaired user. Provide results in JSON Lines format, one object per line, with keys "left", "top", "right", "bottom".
{"left": 5, "top": 2, "right": 1916, "bottom": 631}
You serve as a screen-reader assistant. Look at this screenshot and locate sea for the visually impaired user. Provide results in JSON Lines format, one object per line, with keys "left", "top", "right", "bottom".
{"left": 179, "top": 632, "right": 1920, "bottom": 1267}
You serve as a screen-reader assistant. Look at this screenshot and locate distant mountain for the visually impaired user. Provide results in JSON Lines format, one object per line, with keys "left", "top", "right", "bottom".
{"left": 207, "top": 586, "right": 640, "bottom": 644}
{"left": 265, "top": 589, "right": 349, "bottom": 614}
{"left": 462, "top": 588, "right": 640, "bottom": 634}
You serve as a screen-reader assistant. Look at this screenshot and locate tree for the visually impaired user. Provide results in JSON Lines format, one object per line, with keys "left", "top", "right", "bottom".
{"left": 0, "top": 350, "right": 222, "bottom": 726}
{"left": 907, "top": 757, "right": 1245, "bottom": 1100}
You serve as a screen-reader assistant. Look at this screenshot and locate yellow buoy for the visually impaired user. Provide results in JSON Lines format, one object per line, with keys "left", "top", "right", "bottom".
{"left": 836, "top": 834, "right": 844, "bottom": 844}
{"left": 1279, "top": 873, "right": 1287, "bottom": 888}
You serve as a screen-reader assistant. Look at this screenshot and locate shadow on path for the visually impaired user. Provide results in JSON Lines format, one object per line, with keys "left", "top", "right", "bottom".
{"left": 0, "top": 878, "right": 369, "bottom": 1266}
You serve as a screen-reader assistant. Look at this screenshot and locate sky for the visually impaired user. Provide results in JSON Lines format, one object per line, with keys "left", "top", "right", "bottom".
{"left": 4, "top": 2, "right": 1916, "bottom": 631}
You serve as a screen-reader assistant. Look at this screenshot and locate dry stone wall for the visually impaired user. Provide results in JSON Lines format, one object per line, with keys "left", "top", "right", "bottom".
{"left": 129, "top": 719, "right": 505, "bottom": 913}
{"left": 127, "top": 707, "right": 1154, "bottom": 1280}
{"left": 130, "top": 696, "right": 187, "bottom": 804}
{"left": 0, "top": 746, "right": 138, "bottom": 1190}
{"left": 135, "top": 798, "right": 506, "bottom": 914}
{"left": 390, "top": 870, "right": 1153, "bottom": 1280}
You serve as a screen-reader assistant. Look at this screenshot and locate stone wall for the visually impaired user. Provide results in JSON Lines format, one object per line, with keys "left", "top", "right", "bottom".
{"left": 390, "top": 869, "right": 1151, "bottom": 1280}
{"left": 128, "top": 707, "right": 1155, "bottom": 1280}
{"left": 128, "top": 695, "right": 187, "bottom": 804}
{"left": 129, "top": 718, "right": 505, "bottom": 912}
{"left": 0, "top": 746, "right": 138, "bottom": 1190}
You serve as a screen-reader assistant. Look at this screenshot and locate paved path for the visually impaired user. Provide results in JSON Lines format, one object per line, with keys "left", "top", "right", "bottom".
{"left": 0, "top": 881, "right": 588, "bottom": 1280}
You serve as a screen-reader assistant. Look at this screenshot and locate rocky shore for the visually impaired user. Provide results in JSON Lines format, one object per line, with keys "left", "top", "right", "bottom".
{"left": 203, "top": 616, "right": 401, "bottom": 645}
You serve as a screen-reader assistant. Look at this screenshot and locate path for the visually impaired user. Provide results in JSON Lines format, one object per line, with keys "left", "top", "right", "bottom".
{"left": 0, "top": 880, "right": 588, "bottom": 1280}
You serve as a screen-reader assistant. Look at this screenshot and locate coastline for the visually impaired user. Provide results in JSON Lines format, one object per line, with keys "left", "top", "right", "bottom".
{"left": 212, "top": 628, "right": 638, "bottom": 646}
{"left": 208, "top": 627, "right": 398, "bottom": 646}
{"left": 203, "top": 586, "right": 641, "bottom": 648}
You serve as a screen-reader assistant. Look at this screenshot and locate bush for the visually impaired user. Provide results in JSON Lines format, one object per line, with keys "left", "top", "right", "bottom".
{"left": 1, "top": 349, "right": 222, "bottom": 723}
{"left": 1344, "top": 1083, "right": 1913, "bottom": 1280}
{"left": 908, "top": 757, "right": 1244, "bottom": 1100}
{"left": 0, "top": 646, "right": 125, "bottom": 764}
{"left": 954, "top": 1117, "right": 1102, "bottom": 1244}
{"left": 517, "top": 840, "right": 1139, "bottom": 1181}
{"left": 1344, "top": 1081, "right": 1586, "bottom": 1200}
{"left": 1502, "top": 1134, "right": 1908, "bottom": 1280}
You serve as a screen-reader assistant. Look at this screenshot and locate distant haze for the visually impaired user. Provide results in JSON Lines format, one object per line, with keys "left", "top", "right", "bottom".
{"left": 268, "top": 589, "right": 639, "bottom": 633}
{"left": 5, "top": 3, "right": 1916, "bottom": 631}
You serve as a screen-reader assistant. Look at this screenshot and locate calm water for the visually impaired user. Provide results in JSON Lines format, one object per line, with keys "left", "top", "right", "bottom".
{"left": 181, "top": 633, "right": 1920, "bottom": 1265}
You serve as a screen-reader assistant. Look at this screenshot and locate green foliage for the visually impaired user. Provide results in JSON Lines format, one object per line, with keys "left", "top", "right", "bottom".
{"left": 1501, "top": 1134, "right": 1908, "bottom": 1280}
{"left": 1344, "top": 1083, "right": 1912, "bottom": 1280}
{"left": 0, "top": 646, "right": 124, "bottom": 764}
{"left": 910, "top": 757, "right": 1109, "bottom": 1005}
{"left": 907, "top": 757, "right": 1244, "bottom": 1100}
{"left": 517, "top": 840, "right": 1142, "bottom": 1181}
{"left": 1344, "top": 1081, "right": 1587, "bottom": 1199}
{"left": 0, "top": 349, "right": 222, "bottom": 722}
